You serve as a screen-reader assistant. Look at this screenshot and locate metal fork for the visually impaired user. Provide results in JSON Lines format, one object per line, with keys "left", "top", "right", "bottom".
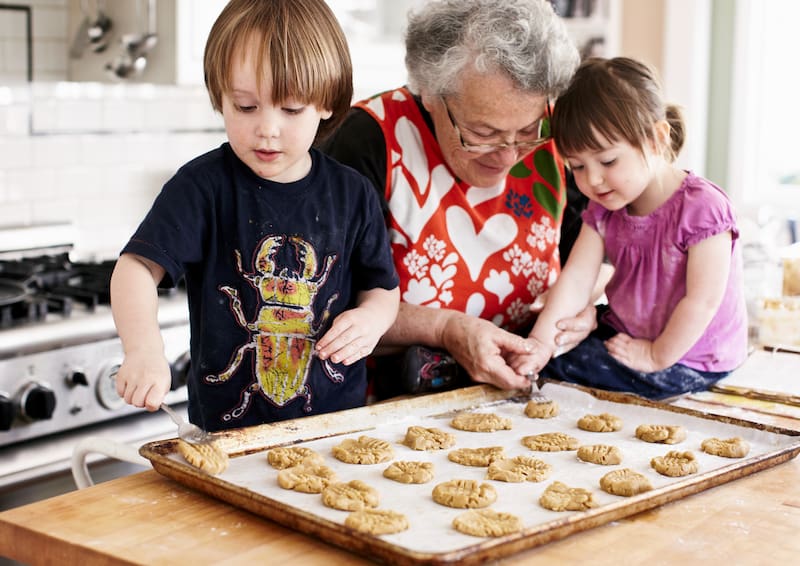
{"left": 160, "top": 403, "right": 212, "bottom": 445}
{"left": 526, "top": 372, "right": 551, "bottom": 404}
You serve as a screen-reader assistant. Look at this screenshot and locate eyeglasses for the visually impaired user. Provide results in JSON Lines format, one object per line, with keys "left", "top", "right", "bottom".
{"left": 440, "top": 96, "right": 551, "bottom": 154}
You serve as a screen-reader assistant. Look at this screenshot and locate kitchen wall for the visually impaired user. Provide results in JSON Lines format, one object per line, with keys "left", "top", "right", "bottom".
{"left": 0, "top": 0, "right": 226, "bottom": 259}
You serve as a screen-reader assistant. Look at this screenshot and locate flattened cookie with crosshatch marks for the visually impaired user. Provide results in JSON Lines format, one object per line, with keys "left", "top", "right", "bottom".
{"left": 452, "top": 509, "right": 523, "bottom": 537}
{"left": 177, "top": 439, "right": 229, "bottom": 475}
{"left": 650, "top": 450, "right": 699, "bottom": 477}
{"left": 432, "top": 479, "right": 497, "bottom": 508}
{"left": 701, "top": 437, "right": 750, "bottom": 458}
{"left": 345, "top": 509, "right": 409, "bottom": 535}
{"left": 635, "top": 424, "right": 687, "bottom": 444}
{"left": 448, "top": 446, "right": 505, "bottom": 467}
{"left": 277, "top": 462, "right": 337, "bottom": 493}
{"left": 577, "top": 413, "right": 623, "bottom": 432}
{"left": 332, "top": 435, "right": 394, "bottom": 464}
{"left": 486, "top": 455, "right": 551, "bottom": 482}
{"left": 599, "top": 468, "right": 652, "bottom": 497}
{"left": 402, "top": 425, "right": 456, "bottom": 450}
{"left": 321, "top": 480, "right": 380, "bottom": 511}
{"left": 267, "top": 446, "right": 324, "bottom": 469}
{"left": 539, "top": 481, "right": 598, "bottom": 511}
{"left": 524, "top": 399, "right": 559, "bottom": 418}
{"left": 383, "top": 461, "right": 435, "bottom": 484}
{"left": 576, "top": 444, "right": 623, "bottom": 465}
{"left": 450, "top": 412, "right": 512, "bottom": 432}
{"left": 521, "top": 432, "right": 579, "bottom": 452}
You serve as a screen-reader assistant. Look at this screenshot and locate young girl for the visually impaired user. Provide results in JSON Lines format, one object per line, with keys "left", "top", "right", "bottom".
{"left": 110, "top": 0, "right": 399, "bottom": 432}
{"left": 515, "top": 57, "right": 748, "bottom": 399}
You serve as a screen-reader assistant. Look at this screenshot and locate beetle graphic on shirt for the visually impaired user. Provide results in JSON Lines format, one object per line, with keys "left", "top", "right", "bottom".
{"left": 204, "top": 234, "right": 342, "bottom": 422}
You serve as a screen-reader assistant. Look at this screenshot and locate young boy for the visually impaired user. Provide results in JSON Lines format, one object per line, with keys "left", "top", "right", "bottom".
{"left": 110, "top": 0, "right": 399, "bottom": 432}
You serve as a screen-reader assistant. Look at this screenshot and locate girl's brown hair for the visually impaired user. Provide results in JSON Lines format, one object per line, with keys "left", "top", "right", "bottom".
{"left": 551, "top": 57, "right": 685, "bottom": 162}
{"left": 203, "top": 0, "right": 353, "bottom": 141}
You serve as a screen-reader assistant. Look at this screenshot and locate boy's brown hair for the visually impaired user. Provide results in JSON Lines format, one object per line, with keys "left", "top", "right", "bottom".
{"left": 204, "top": 0, "right": 353, "bottom": 141}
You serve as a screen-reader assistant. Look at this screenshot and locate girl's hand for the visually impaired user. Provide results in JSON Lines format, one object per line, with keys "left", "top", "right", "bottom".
{"left": 604, "top": 333, "right": 662, "bottom": 372}
{"left": 508, "top": 337, "right": 553, "bottom": 378}
{"left": 316, "top": 307, "right": 383, "bottom": 366}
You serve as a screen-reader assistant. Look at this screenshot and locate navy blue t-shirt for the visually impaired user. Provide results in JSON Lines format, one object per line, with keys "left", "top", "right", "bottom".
{"left": 123, "top": 144, "right": 399, "bottom": 431}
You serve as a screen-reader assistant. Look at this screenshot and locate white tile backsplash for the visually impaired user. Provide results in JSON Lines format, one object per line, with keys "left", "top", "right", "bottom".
{"left": 0, "top": 82, "right": 226, "bottom": 259}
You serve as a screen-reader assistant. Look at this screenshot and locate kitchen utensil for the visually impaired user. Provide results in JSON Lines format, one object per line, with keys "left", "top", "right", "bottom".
{"left": 69, "top": 0, "right": 113, "bottom": 58}
{"left": 105, "top": 0, "right": 158, "bottom": 80}
{"left": 526, "top": 371, "right": 551, "bottom": 403}
{"left": 86, "top": 1, "right": 113, "bottom": 53}
{"left": 160, "top": 403, "right": 211, "bottom": 445}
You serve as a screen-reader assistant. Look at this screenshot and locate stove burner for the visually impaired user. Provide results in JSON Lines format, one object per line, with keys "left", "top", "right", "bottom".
{"left": 0, "top": 254, "right": 116, "bottom": 328}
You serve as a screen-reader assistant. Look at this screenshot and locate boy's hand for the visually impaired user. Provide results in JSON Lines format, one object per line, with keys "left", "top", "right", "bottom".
{"left": 316, "top": 307, "right": 382, "bottom": 366}
{"left": 115, "top": 351, "right": 172, "bottom": 411}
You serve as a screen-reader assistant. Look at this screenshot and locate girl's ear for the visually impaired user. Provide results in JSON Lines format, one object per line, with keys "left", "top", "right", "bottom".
{"left": 654, "top": 119, "right": 671, "bottom": 146}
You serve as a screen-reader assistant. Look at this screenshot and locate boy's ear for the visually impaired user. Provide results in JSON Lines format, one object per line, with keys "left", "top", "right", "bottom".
{"left": 321, "top": 109, "right": 333, "bottom": 120}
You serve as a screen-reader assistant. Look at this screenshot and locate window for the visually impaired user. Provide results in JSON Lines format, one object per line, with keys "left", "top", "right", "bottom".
{"left": 728, "top": 0, "right": 800, "bottom": 216}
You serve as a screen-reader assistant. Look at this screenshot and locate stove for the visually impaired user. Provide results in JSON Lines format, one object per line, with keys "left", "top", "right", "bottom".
{"left": 0, "top": 224, "right": 191, "bottom": 450}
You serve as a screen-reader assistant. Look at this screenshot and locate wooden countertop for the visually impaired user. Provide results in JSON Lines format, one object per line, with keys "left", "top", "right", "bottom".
{"left": 2, "top": 401, "right": 800, "bottom": 565}
{"left": 1, "top": 458, "right": 799, "bottom": 565}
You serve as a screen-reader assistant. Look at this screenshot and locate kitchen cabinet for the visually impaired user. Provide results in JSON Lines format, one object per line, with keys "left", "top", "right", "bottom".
{"left": 558, "top": 0, "right": 621, "bottom": 58}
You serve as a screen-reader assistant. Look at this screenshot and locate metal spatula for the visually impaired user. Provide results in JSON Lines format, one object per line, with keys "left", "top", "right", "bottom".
{"left": 160, "top": 403, "right": 212, "bottom": 445}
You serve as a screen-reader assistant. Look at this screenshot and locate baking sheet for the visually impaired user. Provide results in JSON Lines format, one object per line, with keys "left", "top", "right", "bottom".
{"left": 140, "top": 382, "right": 800, "bottom": 565}
{"left": 710, "top": 348, "right": 800, "bottom": 405}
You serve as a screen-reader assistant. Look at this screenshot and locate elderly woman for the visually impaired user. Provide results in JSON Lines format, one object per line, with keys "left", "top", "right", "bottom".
{"left": 320, "top": 0, "right": 596, "bottom": 396}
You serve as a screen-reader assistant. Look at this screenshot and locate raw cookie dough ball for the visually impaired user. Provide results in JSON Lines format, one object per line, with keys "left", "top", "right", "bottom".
{"left": 448, "top": 446, "right": 505, "bottom": 467}
{"left": 577, "top": 413, "right": 623, "bottom": 432}
{"left": 452, "top": 509, "right": 523, "bottom": 537}
{"left": 539, "top": 481, "right": 598, "bottom": 511}
{"left": 432, "top": 479, "right": 497, "bottom": 508}
{"left": 383, "top": 461, "right": 435, "bottom": 484}
{"left": 486, "top": 456, "right": 551, "bottom": 482}
{"left": 577, "top": 444, "right": 623, "bottom": 465}
{"left": 267, "top": 446, "right": 324, "bottom": 469}
{"left": 345, "top": 509, "right": 409, "bottom": 535}
{"left": 701, "top": 437, "right": 750, "bottom": 458}
{"left": 451, "top": 412, "right": 513, "bottom": 432}
{"left": 332, "top": 435, "right": 394, "bottom": 464}
{"left": 599, "top": 468, "right": 653, "bottom": 497}
{"left": 635, "top": 424, "right": 687, "bottom": 444}
{"left": 321, "top": 480, "right": 380, "bottom": 511}
{"left": 402, "top": 425, "right": 456, "bottom": 450}
{"left": 521, "top": 432, "right": 580, "bottom": 452}
{"left": 177, "top": 439, "right": 229, "bottom": 476}
{"left": 277, "top": 462, "right": 337, "bottom": 493}
{"left": 524, "top": 399, "right": 559, "bottom": 419}
{"left": 650, "top": 450, "right": 699, "bottom": 477}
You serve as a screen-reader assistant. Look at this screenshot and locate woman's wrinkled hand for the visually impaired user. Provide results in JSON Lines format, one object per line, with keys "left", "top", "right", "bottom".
{"left": 439, "top": 314, "right": 532, "bottom": 391}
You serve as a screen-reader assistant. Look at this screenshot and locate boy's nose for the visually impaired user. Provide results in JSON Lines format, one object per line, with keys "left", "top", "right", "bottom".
{"left": 257, "top": 112, "right": 281, "bottom": 139}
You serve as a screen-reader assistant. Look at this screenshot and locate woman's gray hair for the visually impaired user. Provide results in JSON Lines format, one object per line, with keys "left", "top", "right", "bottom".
{"left": 404, "top": 0, "right": 579, "bottom": 98}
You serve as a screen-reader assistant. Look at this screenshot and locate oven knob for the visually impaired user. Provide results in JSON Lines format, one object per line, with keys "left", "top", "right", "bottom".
{"left": 96, "top": 362, "right": 125, "bottom": 410}
{"left": 18, "top": 382, "right": 56, "bottom": 421}
{"left": 0, "top": 393, "right": 14, "bottom": 431}
{"left": 68, "top": 371, "right": 89, "bottom": 387}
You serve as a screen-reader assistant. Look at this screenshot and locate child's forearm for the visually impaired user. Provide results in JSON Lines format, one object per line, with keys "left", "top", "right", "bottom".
{"left": 650, "top": 295, "right": 721, "bottom": 368}
{"left": 110, "top": 254, "right": 166, "bottom": 356}
{"left": 356, "top": 286, "right": 400, "bottom": 334}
